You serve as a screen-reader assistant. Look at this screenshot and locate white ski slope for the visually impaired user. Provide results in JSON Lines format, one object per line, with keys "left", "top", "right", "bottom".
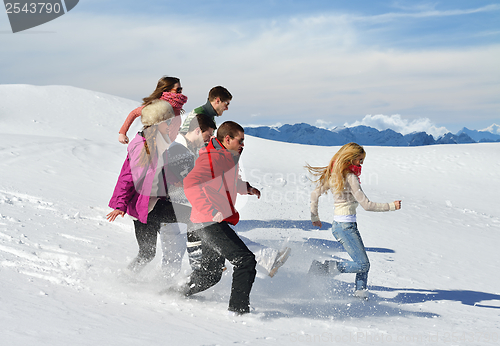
{"left": 0, "top": 85, "right": 499, "bottom": 345}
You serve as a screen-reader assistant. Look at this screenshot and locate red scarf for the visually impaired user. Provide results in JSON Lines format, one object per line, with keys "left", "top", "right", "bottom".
{"left": 348, "top": 164, "right": 362, "bottom": 183}
{"left": 160, "top": 92, "right": 188, "bottom": 116}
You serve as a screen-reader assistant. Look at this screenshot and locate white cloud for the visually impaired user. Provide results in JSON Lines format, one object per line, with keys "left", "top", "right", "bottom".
{"left": 314, "top": 119, "right": 335, "bottom": 129}
{"left": 344, "top": 114, "right": 449, "bottom": 138}
{"left": 358, "top": 4, "right": 500, "bottom": 23}
{"left": 1, "top": 6, "right": 499, "bottom": 130}
{"left": 481, "top": 124, "right": 500, "bottom": 134}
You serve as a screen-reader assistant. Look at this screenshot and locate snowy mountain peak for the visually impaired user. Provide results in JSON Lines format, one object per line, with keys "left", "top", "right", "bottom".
{"left": 456, "top": 126, "right": 500, "bottom": 143}
{"left": 481, "top": 123, "right": 500, "bottom": 135}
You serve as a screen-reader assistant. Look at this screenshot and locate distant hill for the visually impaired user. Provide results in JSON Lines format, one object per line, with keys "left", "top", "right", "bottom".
{"left": 244, "top": 123, "right": 500, "bottom": 147}
{"left": 456, "top": 127, "right": 500, "bottom": 142}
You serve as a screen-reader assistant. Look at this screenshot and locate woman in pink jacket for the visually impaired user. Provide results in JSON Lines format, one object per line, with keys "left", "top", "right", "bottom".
{"left": 108, "top": 99, "right": 190, "bottom": 278}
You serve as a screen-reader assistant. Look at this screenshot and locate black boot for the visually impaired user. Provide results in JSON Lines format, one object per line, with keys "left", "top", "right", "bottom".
{"left": 308, "top": 260, "right": 329, "bottom": 275}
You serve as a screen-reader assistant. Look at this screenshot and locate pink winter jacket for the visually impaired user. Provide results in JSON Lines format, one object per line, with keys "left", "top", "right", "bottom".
{"left": 109, "top": 133, "right": 166, "bottom": 224}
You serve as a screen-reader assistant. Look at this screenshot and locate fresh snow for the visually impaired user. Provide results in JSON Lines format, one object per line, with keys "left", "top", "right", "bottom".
{"left": 1, "top": 85, "right": 499, "bottom": 345}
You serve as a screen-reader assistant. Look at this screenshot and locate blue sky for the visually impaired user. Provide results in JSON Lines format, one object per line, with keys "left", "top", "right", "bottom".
{"left": 1, "top": 0, "right": 499, "bottom": 136}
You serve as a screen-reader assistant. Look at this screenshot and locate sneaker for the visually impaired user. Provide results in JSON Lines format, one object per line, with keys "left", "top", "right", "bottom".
{"left": 269, "top": 247, "right": 291, "bottom": 278}
{"left": 308, "top": 260, "right": 329, "bottom": 276}
{"left": 353, "top": 289, "right": 369, "bottom": 300}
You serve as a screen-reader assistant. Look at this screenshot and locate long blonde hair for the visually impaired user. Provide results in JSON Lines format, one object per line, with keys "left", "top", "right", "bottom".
{"left": 305, "top": 142, "right": 365, "bottom": 194}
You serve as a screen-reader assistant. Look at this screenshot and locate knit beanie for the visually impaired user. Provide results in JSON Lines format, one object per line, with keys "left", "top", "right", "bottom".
{"left": 141, "top": 99, "right": 175, "bottom": 127}
{"left": 160, "top": 92, "right": 188, "bottom": 116}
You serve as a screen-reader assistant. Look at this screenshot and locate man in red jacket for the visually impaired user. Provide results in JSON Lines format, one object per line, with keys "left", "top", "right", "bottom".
{"left": 182, "top": 121, "right": 261, "bottom": 315}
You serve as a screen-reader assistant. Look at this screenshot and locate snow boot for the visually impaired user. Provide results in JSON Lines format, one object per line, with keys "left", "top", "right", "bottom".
{"left": 308, "top": 260, "right": 329, "bottom": 275}
{"left": 308, "top": 260, "right": 340, "bottom": 276}
{"left": 325, "top": 260, "right": 340, "bottom": 276}
{"left": 269, "top": 247, "right": 291, "bottom": 277}
{"left": 353, "top": 289, "right": 369, "bottom": 300}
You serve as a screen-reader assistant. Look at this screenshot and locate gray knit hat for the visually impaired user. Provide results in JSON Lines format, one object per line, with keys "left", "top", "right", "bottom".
{"left": 141, "top": 99, "right": 175, "bottom": 127}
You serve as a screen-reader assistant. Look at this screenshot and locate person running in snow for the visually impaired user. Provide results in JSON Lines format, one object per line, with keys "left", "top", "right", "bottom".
{"left": 107, "top": 99, "right": 188, "bottom": 279}
{"left": 306, "top": 142, "right": 402, "bottom": 299}
{"left": 166, "top": 114, "right": 217, "bottom": 271}
{"left": 172, "top": 116, "right": 291, "bottom": 278}
{"left": 178, "top": 86, "right": 232, "bottom": 134}
{"left": 179, "top": 121, "right": 260, "bottom": 315}
{"left": 118, "top": 76, "right": 188, "bottom": 144}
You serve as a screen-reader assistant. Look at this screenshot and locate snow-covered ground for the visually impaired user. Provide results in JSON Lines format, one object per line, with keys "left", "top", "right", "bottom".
{"left": 1, "top": 85, "right": 499, "bottom": 345}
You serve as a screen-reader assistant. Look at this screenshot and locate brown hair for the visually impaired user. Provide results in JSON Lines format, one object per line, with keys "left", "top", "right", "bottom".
{"left": 305, "top": 142, "right": 365, "bottom": 194}
{"left": 188, "top": 114, "right": 217, "bottom": 133}
{"left": 208, "top": 86, "right": 232, "bottom": 103}
{"left": 142, "top": 76, "right": 180, "bottom": 106}
{"left": 216, "top": 121, "right": 244, "bottom": 142}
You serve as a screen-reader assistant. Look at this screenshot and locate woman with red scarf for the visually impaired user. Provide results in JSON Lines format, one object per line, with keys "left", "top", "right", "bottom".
{"left": 306, "top": 142, "right": 402, "bottom": 300}
{"left": 118, "top": 76, "right": 188, "bottom": 144}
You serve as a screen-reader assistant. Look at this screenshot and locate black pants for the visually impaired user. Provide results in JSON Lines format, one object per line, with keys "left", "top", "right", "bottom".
{"left": 129, "top": 199, "right": 191, "bottom": 272}
{"left": 185, "top": 222, "right": 257, "bottom": 313}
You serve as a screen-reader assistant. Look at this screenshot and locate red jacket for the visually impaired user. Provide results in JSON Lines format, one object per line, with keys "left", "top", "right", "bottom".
{"left": 184, "top": 138, "right": 249, "bottom": 225}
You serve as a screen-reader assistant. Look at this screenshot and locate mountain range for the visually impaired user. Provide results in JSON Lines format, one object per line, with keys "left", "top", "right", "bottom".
{"left": 244, "top": 123, "right": 500, "bottom": 147}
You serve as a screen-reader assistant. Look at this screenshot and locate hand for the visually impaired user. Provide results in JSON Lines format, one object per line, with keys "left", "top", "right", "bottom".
{"left": 312, "top": 220, "right": 322, "bottom": 228}
{"left": 248, "top": 187, "right": 261, "bottom": 199}
{"left": 212, "top": 211, "right": 224, "bottom": 223}
{"left": 106, "top": 209, "right": 125, "bottom": 222}
{"left": 118, "top": 134, "right": 129, "bottom": 144}
{"left": 394, "top": 200, "right": 402, "bottom": 210}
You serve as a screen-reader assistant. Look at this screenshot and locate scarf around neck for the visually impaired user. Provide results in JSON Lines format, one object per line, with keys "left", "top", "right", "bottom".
{"left": 348, "top": 164, "right": 362, "bottom": 183}
{"left": 160, "top": 92, "right": 188, "bottom": 116}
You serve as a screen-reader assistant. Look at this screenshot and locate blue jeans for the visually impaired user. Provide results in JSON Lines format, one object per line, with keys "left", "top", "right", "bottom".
{"left": 331, "top": 221, "right": 370, "bottom": 291}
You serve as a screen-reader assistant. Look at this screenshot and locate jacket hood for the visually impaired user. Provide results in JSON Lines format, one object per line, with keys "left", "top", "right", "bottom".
{"left": 141, "top": 99, "right": 175, "bottom": 127}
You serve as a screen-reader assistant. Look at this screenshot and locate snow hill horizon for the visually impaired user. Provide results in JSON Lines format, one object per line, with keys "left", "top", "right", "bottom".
{"left": 1, "top": 84, "right": 500, "bottom": 345}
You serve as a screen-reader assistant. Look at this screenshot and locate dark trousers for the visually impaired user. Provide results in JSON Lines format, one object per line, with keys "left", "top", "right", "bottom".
{"left": 186, "top": 222, "right": 257, "bottom": 313}
{"left": 129, "top": 199, "right": 191, "bottom": 272}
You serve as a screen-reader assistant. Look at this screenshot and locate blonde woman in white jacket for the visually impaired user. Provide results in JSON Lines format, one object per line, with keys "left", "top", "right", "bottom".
{"left": 306, "top": 142, "right": 401, "bottom": 299}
